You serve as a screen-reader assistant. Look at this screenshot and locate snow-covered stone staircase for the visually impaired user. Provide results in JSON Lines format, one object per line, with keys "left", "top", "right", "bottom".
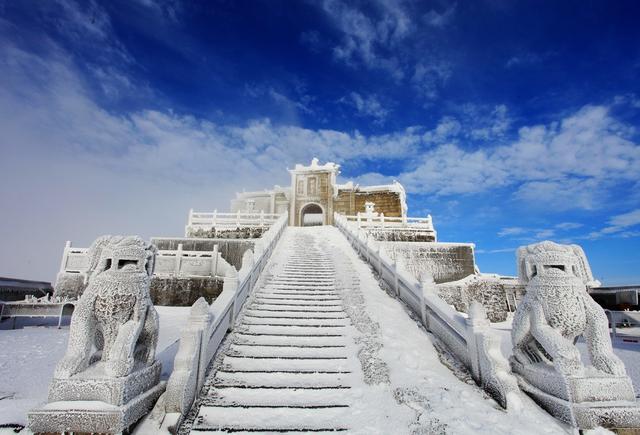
{"left": 189, "top": 229, "right": 355, "bottom": 433}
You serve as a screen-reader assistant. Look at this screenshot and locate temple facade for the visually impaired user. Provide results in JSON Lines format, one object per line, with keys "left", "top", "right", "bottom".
{"left": 230, "top": 158, "right": 407, "bottom": 226}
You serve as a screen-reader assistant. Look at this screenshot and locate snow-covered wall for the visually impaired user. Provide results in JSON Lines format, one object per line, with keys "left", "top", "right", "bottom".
{"left": 151, "top": 238, "right": 255, "bottom": 270}
{"left": 150, "top": 276, "right": 223, "bottom": 306}
{"left": 437, "top": 275, "right": 524, "bottom": 322}
{"left": 380, "top": 241, "right": 476, "bottom": 284}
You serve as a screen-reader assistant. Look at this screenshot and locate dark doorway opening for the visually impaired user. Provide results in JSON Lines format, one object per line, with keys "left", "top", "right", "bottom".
{"left": 301, "top": 203, "right": 324, "bottom": 226}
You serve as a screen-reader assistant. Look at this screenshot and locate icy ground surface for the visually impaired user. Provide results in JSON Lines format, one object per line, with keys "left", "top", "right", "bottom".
{"left": 0, "top": 226, "right": 631, "bottom": 434}
{"left": 0, "top": 305, "right": 189, "bottom": 429}
{"left": 183, "top": 227, "right": 568, "bottom": 434}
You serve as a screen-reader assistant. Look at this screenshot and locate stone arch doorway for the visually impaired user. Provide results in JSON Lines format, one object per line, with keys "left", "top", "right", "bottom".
{"left": 300, "top": 203, "right": 324, "bottom": 226}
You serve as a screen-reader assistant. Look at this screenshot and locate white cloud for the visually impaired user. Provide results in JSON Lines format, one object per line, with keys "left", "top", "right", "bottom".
{"left": 588, "top": 209, "right": 640, "bottom": 239}
{"left": 342, "top": 92, "right": 389, "bottom": 123}
{"left": 534, "top": 229, "right": 555, "bottom": 239}
{"left": 316, "top": 1, "right": 455, "bottom": 101}
{"left": 609, "top": 209, "right": 640, "bottom": 228}
{"left": 422, "top": 4, "right": 456, "bottom": 28}
{"left": 498, "top": 227, "right": 526, "bottom": 237}
{"left": 499, "top": 222, "right": 584, "bottom": 241}
{"left": 555, "top": 222, "right": 583, "bottom": 230}
{"left": 411, "top": 61, "right": 452, "bottom": 100}
{"left": 321, "top": 0, "right": 411, "bottom": 79}
{"left": 396, "top": 105, "right": 640, "bottom": 205}
{"left": 468, "top": 104, "right": 511, "bottom": 140}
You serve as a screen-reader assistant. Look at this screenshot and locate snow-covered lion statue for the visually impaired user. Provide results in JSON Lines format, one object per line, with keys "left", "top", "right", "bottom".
{"left": 55, "top": 235, "right": 159, "bottom": 378}
{"left": 511, "top": 241, "right": 624, "bottom": 376}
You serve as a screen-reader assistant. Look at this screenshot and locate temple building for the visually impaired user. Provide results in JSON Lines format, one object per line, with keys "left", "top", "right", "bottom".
{"left": 230, "top": 158, "right": 407, "bottom": 226}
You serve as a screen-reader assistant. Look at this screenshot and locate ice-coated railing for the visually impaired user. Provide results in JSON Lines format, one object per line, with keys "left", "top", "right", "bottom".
{"left": 334, "top": 212, "right": 519, "bottom": 409}
{"left": 607, "top": 310, "right": 640, "bottom": 343}
{"left": 341, "top": 212, "right": 437, "bottom": 240}
{"left": 344, "top": 214, "right": 430, "bottom": 227}
{"left": 138, "top": 213, "right": 289, "bottom": 432}
{"left": 57, "top": 242, "right": 232, "bottom": 280}
{"left": 185, "top": 209, "right": 281, "bottom": 236}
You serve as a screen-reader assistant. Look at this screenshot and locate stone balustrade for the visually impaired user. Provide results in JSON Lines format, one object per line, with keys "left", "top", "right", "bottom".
{"left": 334, "top": 212, "right": 519, "bottom": 410}
{"left": 136, "top": 213, "right": 289, "bottom": 433}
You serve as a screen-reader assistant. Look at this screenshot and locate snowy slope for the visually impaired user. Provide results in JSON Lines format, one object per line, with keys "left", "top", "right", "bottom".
{"left": 181, "top": 227, "right": 569, "bottom": 434}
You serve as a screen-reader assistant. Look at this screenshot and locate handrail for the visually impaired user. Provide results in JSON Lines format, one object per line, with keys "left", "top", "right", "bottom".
{"left": 185, "top": 210, "right": 285, "bottom": 237}
{"left": 333, "top": 212, "right": 519, "bottom": 409}
{"left": 56, "top": 244, "right": 233, "bottom": 280}
{"left": 142, "top": 213, "right": 289, "bottom": 431}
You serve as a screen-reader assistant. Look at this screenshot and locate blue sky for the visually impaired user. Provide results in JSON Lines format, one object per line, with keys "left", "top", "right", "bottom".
{"left": 0, "top": 0, "right": 639, "bottom": 284}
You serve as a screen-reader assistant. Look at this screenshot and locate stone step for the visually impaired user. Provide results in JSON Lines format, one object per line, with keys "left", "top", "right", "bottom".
{"left": 233, "top": 334, "right": 347, "bottom": 347}
{"left": 267, "top": 282, "right": 335, "bottom": 286}
{"left": 239, "top": 325, "right": 347, "bottom": 336}
{"left": 220, "top": 357, "right": 353, "bottom": 373}
{"left": 261, "top": 291, "right": 339, "bottom": 296}
{"left": 253, "top": 296, "right": 342, "bottom": 302}
{"left": 211, "top": 371, "right": 351, "bottom": 389}
{"left": 253, "top": 299, "right": 342, "bottom": 307}
{"left": 262, "top": 285, "right": 337, "bottom": 291}
{"left": 243, "top": 310, "right": 347, "bottom": 319}
{"left": 248, "top": 305, "right": 343, "bottom": 314}
{"left": 226, "top": 344, "right": 348, "bottom": 359}
{"left": 242, "top": 317, "right": 349, "bottom": 327}
{"left": 204, "top": 387, "right": 349, "bottom": 407}
{"left": 192, "top": 406, "right": 349, "bottom": 432}
{"left": 246, "top": 306, "right": 344, "bottom": 313}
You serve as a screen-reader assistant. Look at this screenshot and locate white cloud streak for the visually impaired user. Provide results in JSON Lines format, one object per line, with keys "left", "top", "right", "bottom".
{"left": 588, "top": 209, "right": 640, "bottom": 239}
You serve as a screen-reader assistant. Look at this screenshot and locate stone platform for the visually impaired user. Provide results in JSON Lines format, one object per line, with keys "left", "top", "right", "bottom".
{"left": 29, "top": 381, "right": 165, "bottom": 433}
{"left": 512, "top": 358, "right": 640, "bottom": 429}
{"left": 48, "top": 361, "right": 162, "bottom": 405}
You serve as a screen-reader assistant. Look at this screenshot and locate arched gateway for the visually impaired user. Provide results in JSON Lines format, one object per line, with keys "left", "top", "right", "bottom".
{"left": 300, "top": 202, "right": 324, "bottom": 226}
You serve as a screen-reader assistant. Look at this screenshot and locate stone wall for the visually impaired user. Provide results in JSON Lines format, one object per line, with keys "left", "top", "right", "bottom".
{"left": 334, "top": 191, "right": 403, "bottom": 217}
{"left": 149, "top": 276, "right": 223, "bottom": 306}
{"left": 355, "top": 191, "right": 402, "bottom": 217}
{"left": 436, "top": 275, "right": 525, "bottom": 322}
{"left": 150, "top": 238, "right": 255, "bottom": 270}
{"left": 381, "top": 241, "right": 476, "bottom": 284}
{"left": 185, "top": 226, "right": 267, "bottom": 240}
{"left": 291, "top": 172, "right": 332, "bottom": 226}
{"left": 368, "top": 229, "right": 436, "bottom": 242}
{"left": 333, "top": 191, "right": 354, "bottom": 216}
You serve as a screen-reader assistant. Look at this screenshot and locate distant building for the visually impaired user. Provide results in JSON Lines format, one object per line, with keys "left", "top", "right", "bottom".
{"left": 230, "top": 158, "right": 407, "bottom": 226}
{"left": 0, "top": 277, "right": 53, "bottom": 301}
{"left": 589, "top": 285, "right": 640, "bottom": 311}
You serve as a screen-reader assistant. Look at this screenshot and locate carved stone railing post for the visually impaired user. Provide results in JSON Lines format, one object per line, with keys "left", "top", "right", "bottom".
{"left": 466, "top": 302, "right": 520, "bottom": 410}
{"left": 175, "top": 243, "right": 183, "bottom": 276}
{"left": 392, "top": 259, "right": 399, "bottom": 297}
{"left": 418, "top": 273, "right": 433, "bottom": 328}
{"left": 224, "top": 268, "right": 239, "bottom": 329}
{"left": 211, "top": 245, "right": 219, "bottom": 276}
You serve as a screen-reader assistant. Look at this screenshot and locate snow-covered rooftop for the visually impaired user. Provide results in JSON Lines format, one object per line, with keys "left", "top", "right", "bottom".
{"left": 289, "top": 157, "right": 340, "bottom": 173}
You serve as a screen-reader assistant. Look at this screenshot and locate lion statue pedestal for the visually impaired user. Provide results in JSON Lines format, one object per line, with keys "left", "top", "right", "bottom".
{"left": 511, "top": 241, "right": 640, "bottom": 429}
{"left": 29, "top": 236, "right": 165, "bottom": 434}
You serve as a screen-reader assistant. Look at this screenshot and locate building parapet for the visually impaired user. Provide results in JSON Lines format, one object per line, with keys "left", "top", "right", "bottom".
{"left": 185, "top": 209, "right": 282, "bottom": 237}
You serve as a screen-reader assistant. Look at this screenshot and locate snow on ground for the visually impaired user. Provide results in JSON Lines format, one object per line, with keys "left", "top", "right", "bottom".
{"left": 321, "top": 226, "right": 570, "bottom": 434}
{"left": 0, "top": 305, "right": 189, "bottom": 429}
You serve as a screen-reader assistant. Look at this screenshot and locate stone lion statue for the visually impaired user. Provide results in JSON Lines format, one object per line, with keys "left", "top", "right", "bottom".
{"left": 55, "top": 235, "right": 159, "bottom": 378}
{"left": 511, "top": 241, "right": 625, "bottom": 377}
